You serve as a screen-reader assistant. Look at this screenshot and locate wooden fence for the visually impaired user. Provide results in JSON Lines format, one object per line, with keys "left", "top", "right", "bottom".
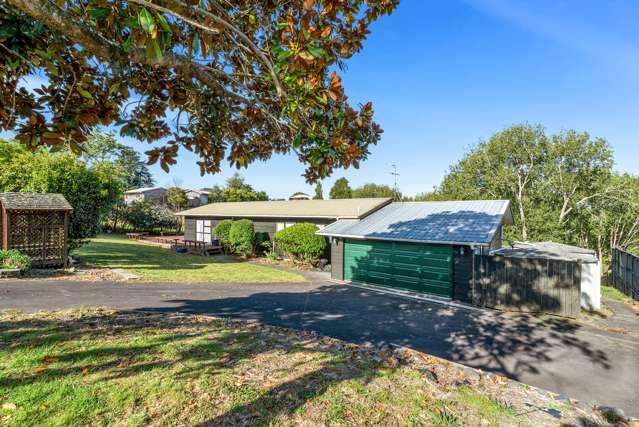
{"left": 611, "top": 247, "right": 639, "bottom": 301}
{"left": 472, "top": 254, "right": 582, "bottom": 317}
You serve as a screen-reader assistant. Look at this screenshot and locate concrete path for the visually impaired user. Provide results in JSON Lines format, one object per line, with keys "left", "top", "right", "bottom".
{"left": 1, "top": 279, "right": 637, "bottom": 416}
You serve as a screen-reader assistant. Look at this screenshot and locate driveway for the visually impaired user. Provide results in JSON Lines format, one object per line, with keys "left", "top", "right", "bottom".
{"left": 1, "top": 279, "right": 637, "bottom": 416}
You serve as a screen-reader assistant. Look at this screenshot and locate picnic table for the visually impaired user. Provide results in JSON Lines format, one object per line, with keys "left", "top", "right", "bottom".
{"left": 179, "top": 239, "right": 223, "bottom": 256}
{"left": 126, "top": 232, "right": 147, "bottom": 240}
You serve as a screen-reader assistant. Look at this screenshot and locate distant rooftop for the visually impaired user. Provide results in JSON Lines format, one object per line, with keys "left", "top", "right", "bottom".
{"left": 317, "top": 200, "right": 513, "bottom": 245}
{"left": 0, "top": 192, "right": 72, "bottom": 211}
{"left": 124, "top": 187, "right": 165, "bottom": 194}
{"left": 176, "top": 198, "right": 392, "bottom": 219}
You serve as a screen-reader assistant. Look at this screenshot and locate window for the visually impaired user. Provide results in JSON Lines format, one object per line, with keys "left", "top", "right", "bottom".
{"left": 196, "top": 220, "right": 211, "bottom": 242}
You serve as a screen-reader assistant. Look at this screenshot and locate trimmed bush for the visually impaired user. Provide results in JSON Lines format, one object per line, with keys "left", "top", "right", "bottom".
{"left": 273, "top": 223, "right": 326, "bottom": 265}
{"left": 214, "top": 219, "right": 234, "bottom": 252}
{"left": 0, "top": 250, "right": 31, "bottom": 271}
{"left": 228, "top": 219, "right": 255, "bottom": 256}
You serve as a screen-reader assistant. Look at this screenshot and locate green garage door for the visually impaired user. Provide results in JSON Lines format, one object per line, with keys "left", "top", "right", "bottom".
{"left": 343, "top": 239, "right": 453, "bottom": 297}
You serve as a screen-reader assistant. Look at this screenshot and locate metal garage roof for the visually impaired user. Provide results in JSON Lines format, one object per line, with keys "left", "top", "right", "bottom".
{"left": 317, "top": 200, "right": 513, "bottom": 245}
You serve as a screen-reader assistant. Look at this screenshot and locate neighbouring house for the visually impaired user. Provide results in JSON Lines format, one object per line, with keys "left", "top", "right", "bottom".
{"left": 0, "top": 192, "right": 72, "bottom": 267}
{"left": 185, "top": 189, "right": 210, "bottom": 208}
{"left": 317, "top": 200, "right": 513, "bottom": 299}
{"left": 289, "top": 192, "right": 311, "bottom": 200}
{"left": 491, "top": 242, "right": 601, "bottom": 311}
{"left": 175, "top": 198, "right": 393, "bottom": 246}
{"left": 123, "top": 187, "right": 167, "bottom": 205}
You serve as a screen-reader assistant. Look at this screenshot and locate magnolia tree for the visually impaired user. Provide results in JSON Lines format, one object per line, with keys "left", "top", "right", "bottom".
{"left": 0, "top": 0, "right": 398, "bottom": 182}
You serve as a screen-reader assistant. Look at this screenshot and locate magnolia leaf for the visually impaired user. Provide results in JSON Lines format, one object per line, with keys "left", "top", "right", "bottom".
{"left": 151, "top": 39, "right": 163, "bottom": 61}
{"left": 88, "top": 7, "right": 111, "bottom": 21}
{"left": 308, "top": 46, "right": 325, "bottom": 58}
{"left": 123, "top": 37, "right": 132, "bottom": 52}
{"left": 155, "top": 12, "right": 172, "bottom": 33}
{"left": 192, "top": 32, "right": 200, "bottom": 55}
{"left": 79, "top": 89, "right": 94, "bottom": 100}
{"left": 138, "top": 8, "right": 156, "bottom": 35}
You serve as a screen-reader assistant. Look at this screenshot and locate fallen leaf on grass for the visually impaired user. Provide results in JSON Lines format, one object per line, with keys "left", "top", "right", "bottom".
{"left": 33, "top": 366, "right": 46, "bottom": 373}
{"left": 1, "top": 403, "right": 17, "bottom": 411}
{"left": 43, "top": 355, "right": 58, "bottom": 363}
{"left": 117, "top": 357, "right": 130, "bottom": 368}
{"left": 82, "top": 367, "right": 89, "bottom": 376}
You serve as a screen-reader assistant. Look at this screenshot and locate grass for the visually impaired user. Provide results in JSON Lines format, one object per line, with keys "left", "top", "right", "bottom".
{"left": 601, "top": 285, "right": 633, "bottom": 304}
{"left": 72, "top": 235, "right": 304, "bottom": 283}
{"left": 0, "top": 309, "right": 537, "bottom": 427}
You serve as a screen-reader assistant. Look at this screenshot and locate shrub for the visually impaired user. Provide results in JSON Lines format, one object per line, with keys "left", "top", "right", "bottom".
{"left": 273, "top": 223, "right": 326, "bottom": 265}
{"left": 0, "top": 250, "right": 31, "bottom": 271}
{"left": 228, "top": 219, "right": 255, "bottom": 256}
{"left": 214, "top": 219, "right": 233, "bottom": 252}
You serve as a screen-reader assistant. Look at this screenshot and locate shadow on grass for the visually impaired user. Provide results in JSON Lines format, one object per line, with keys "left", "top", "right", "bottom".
{"left": 0, "top": 311, "right": 382, "bottom": 425}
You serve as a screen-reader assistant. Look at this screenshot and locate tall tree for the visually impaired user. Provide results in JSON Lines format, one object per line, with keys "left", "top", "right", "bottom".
{"left": 329, "top": 177, "right": 352, "bottom": 199}
{"left": 81, "top": 130, "right": 154, "bottom": 189}
{"left": 0, "top": 0, "right": 398, "bottom": 182}
{"left": 313, "top": 182, "right": 323, "bottom": 200}
{"left": 166, "top": 187, "right": 188, "bottom": 211}
{"left": 208, "top": 173, "right": 268, "bottom": 202}
{"left": 352, "top": 182, "right": 401, "bottom": 199}
{"left": 439, "top": 124, "right": 548, "bottom": 241}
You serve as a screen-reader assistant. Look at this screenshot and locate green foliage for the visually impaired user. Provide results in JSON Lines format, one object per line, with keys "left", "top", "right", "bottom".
{"left": 314, "top": 182, "right": 324, "bottom": 200}
{"left": 433, "top": 123, "right": 635, "bottom": 261}
{"left": 214, "top": 219, "right": 234, "bottom": 252}
{"left": 228, "top": 219, "right": 256, "bottom": 257}
{"left": 1, "top": 0, "right": 398, "bottom": 181}
{"left": 81, "top": 130, "right": 154, "bottom": 190}
{"left": 0, "top": 249, "right": 31, "bottom": 271}
{"left": 0, "top": 140, "right": 122, "bottom": 249}
{"left": 352, "top": 183, "right": 400, "bottom": 200}
{"left": 166, "top": 187, "right": 188, "bottom": 211}
{"left": 124, "top": 200, "right": 178, "bottom": 232}
{"left": 329, "top": 178, "right": 352, "bottom": 199}
{"left": 207, "top": 174, "right": 269, "bottom": 202}
{"left": 273, "top": 223, "right": 326, "bottom": 265}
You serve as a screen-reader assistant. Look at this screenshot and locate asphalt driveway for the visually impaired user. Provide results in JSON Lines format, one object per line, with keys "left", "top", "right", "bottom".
{"left": 1, "top": 279, "right": 637, "bottom": 416}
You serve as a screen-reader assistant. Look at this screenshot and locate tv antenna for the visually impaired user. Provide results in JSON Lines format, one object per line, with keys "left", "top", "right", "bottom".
{"left": 389, "top": 164, "right": 400, "bottom": 198}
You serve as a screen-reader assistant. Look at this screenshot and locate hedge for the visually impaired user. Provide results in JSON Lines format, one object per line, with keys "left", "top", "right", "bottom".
{"left": 228, "top": 219, "right": 255, "bottom": 256}
{"left": 273, "top": 223, "right": 326, "bottom": 265}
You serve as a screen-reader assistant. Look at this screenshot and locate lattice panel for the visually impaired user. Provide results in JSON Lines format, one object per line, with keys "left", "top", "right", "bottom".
{"left": 8, "top": 210, "right": 66, "bottom": 266}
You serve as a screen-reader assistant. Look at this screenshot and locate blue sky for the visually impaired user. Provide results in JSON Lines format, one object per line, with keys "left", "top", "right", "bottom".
{"left": 5, "top": 0, "right": 639, "bottom": 198}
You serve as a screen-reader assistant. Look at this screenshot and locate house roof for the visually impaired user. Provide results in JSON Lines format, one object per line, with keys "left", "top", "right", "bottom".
{"left": 124, "top": 186, "right": 165, "bottom": 194}
{"left": 0, "top": 192, "right": 73, "bottom": 211}
{"left": 491, "top": 242, "right": 598, "bottom": 263}
{"left": 175, "top": 198, "right": 392, "bottom": 219}
{"left": 317, "top": 200, "right": 513, "bottom": 245}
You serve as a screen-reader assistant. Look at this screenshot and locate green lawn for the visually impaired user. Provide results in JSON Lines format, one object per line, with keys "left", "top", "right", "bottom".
{"left": 72, "top": 235, "right": 304, "bottom": 283}
{"left": 0, "top": 309, "right": 529, "bottom": 427}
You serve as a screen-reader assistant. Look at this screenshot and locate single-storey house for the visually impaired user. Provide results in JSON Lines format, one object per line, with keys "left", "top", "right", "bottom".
{"left": 175, "top": 198, "right": 393, "bottom": 244}
{"left": 123, "top": 187, "right": 167, "bottom": 205}
{"left": 317, "top": 200, "right": 513, "bottom": 300}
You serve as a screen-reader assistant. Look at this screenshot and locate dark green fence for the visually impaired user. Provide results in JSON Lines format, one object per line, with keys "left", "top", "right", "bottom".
{"left": 472, "top": 254, "right": 582, "bottom": 317}
{"left": 611, "top": 247, "right": 639, "bottom": 301}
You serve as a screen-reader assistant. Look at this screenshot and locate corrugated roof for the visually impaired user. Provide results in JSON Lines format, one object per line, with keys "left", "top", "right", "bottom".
{"left": 176, "top": 198, "right": 392, "bottom": 219}
{"left": 317, "top": 200, "right": 512, "bottom": 245}
{"left": 491, "top": 242, "right": 598, "bottom": 263}
{"left": 0, "top": 193, "right": 73, "bottom": 211}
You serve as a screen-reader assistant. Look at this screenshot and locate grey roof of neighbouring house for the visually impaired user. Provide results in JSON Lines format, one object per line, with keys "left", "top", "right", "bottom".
{"left": 0, "top": 193, "right": 73, "bottom": 211}
{"left": 491, "top": 242, "right": 598, "bottom": 263}
{"left": 317, "top": 200, "right": 513, "bottom": 245}
{"left": 124, "top": 186, "right": 166, "bottom": 194}
{"left": 175, "top": 198, "right": 393, "bottom": 219}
